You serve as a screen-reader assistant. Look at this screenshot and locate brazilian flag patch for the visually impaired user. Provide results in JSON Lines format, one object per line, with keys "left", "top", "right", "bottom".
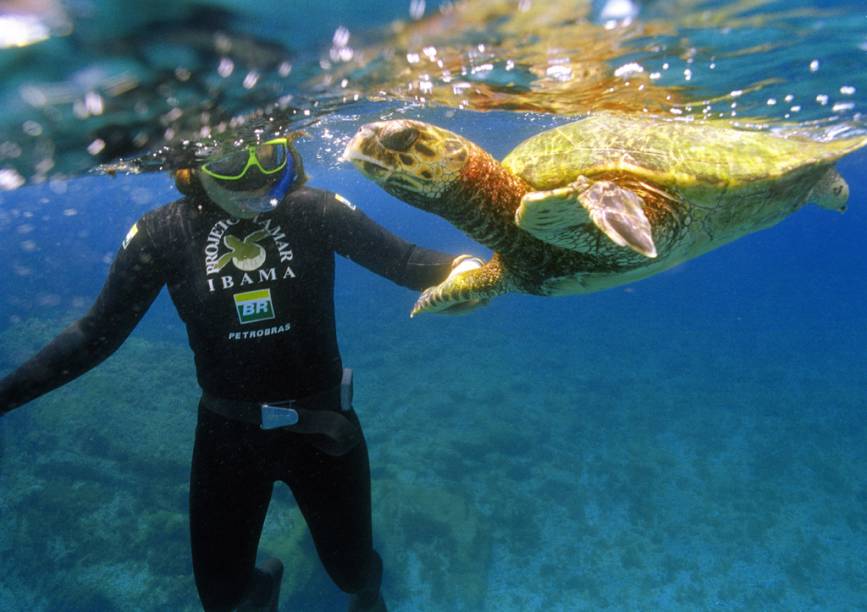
{"left": 233, "top": 289, "right": 276, "bottom": 324}
{"left": 122, "top": 223, "right": 139, "bottom": 249}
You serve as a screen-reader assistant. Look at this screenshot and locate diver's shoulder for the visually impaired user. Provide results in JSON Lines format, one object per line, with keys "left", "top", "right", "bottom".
{"left": 133, "top": 197, "right": 201, "bottom": 247}
{"left": 285, "top": 185, "right": 329, "bottom": 207}
{"left": 294, "top": 186, "right": 360, "bottom": 212}
{"left": 142, "top": 196, "right": 206, "bottom": 224}
{"left": 281, "top": 186, "right": 335, "bottom": 222}
{"left": 138, "top": 197, "right": 184, "bottom": 221}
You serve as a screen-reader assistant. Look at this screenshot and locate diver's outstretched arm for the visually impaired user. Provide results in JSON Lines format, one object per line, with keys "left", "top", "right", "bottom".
{"left": 0, "top": 217, "right": 165, "bottom": 414}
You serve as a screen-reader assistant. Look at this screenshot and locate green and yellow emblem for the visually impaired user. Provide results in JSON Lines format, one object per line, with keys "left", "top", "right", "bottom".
{"left": 215, "top": 230, "right": 270, "bottom": 272}
{"left": 234, "top": 289, "right": 275, "bottom": 324}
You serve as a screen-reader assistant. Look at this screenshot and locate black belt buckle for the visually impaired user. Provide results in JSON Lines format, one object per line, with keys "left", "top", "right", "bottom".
{"left": 260, "top": 402, "right": 300, "bottom": 430}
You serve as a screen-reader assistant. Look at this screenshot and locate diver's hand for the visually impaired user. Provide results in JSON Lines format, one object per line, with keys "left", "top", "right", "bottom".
{"left": 436, "top": 255, "right": 488, "bottom": 316}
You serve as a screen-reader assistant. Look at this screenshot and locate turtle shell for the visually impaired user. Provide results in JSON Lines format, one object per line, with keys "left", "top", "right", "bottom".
{"left": 502, "top": 112, "right": 864, "bottom": 193}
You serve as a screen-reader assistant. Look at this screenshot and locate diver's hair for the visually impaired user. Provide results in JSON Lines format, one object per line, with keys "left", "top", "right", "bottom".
{"left": 291, "top": 147, "right": 308, "bottom": 188}
{"left": 173, "top": 168, "right": 208, "bottom": 199}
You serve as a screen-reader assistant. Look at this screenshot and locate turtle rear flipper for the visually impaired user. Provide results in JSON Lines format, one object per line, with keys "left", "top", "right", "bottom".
{"left": 809, "top": 168, "right": 849, "bottom": 212}
{"left": 411, "top": 256, "right": 508, "bottom": 317}
{"left": 516, "top": 178, "right": 658, "bottom": 258}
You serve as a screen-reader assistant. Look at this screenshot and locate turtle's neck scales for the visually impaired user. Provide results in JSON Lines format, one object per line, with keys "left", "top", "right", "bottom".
{"left": 438, "top": 145, "right": 539, "bottom": 258}
{"left": 418, "top": 145, "right": 599, "bottom": 292}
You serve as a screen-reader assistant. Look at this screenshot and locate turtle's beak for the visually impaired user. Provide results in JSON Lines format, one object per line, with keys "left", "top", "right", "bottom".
{"left": 341, "top": 124, "right": 373, "bottom": 164}
{"left": 342, "top": 122, "right": 397, "bottom": 180}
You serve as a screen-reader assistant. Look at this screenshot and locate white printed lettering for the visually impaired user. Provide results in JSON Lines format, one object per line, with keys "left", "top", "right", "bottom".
{"left": 226, "top": 323, "right": 291, "bottom": 341}
{"left": 259, "top": 218, "right": 294, "bottom": 264}
{"left": 205, "top": 219, "right": 239, "bottom": 275}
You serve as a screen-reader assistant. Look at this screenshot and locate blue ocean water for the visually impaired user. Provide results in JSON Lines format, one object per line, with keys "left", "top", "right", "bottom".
{"left": 1, "top": 1, "right": 866, "bottom": 610}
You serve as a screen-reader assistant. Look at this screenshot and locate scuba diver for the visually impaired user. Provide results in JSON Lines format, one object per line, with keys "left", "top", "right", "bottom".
{"left": 0, "top": 132, "right": 483, "bottom": 611}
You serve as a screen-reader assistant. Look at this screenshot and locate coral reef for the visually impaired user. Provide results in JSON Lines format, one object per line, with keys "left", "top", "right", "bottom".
{"left": 1, "top": 302, "right": 866, "bottom": 610}
{"left": 375, "top": 479, "right": 492, "bottom": 610}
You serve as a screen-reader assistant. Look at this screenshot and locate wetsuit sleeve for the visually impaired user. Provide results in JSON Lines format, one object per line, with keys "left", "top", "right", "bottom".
{"left": 0, "top": 216, "right": 166, "bottom": 414}
{"left": 322, "top": 192, "right": 456, "bottom": 290}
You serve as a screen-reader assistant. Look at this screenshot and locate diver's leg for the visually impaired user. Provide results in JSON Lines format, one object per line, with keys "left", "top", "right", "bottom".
{"left": 189, "top": 404, "right": 274, "bottom": 611}
{"left": 284, "top": 411, "right": 386, "bottom": 610}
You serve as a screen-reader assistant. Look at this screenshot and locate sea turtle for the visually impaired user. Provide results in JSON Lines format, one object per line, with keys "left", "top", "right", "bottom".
{"left": 343, "top": 112, "right": 866, "bottom": 316}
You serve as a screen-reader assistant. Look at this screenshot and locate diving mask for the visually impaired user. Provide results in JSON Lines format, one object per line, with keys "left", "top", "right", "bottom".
{"left": 201, "top": 138, "right": 291, "bottom": 182}
{"left": 198, "top": 137, "right": 302, "bottom": 218}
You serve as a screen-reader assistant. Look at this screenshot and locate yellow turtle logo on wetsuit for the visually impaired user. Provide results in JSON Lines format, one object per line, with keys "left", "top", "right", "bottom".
{"left": 213, "top": 230, "right": 269, "bottom": 272}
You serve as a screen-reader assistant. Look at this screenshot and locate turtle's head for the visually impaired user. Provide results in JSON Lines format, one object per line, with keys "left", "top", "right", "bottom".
{"left": 343, "top": 120, "right": 472, "bottom": 213}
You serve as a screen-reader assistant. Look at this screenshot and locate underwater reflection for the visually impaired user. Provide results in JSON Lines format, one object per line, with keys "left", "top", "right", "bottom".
{"left": 0, "top": 0, "right": 864, "bottom": 190}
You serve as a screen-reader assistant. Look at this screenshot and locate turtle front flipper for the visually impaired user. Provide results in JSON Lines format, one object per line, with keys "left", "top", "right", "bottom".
{"left": 411, "top": 256, "right": 508, "bottom": 317}
{"left": 516, "top": 178, "right": 658, "bottom": 258}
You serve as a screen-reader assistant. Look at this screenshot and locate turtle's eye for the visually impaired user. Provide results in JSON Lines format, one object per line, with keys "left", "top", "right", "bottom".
{"left": 380, "top": 123, "right": 420, "bottom": 152}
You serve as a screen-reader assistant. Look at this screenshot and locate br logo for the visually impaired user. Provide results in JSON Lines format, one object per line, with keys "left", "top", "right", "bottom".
{"left": 233, "top": 289, "right": 275, "bottom": 324}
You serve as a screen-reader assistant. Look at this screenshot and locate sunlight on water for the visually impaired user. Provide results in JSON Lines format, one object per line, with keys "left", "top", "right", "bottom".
{"left": 317, "top": 0, "right": 866, "bottom": 125}
{"left": 0, "top": 0, "right": 865, "bottom": 187}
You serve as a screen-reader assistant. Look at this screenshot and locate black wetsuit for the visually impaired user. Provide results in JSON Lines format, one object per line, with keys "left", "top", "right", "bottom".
{"left": 0, "top": 186, "right": 454, "bottom": 609}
